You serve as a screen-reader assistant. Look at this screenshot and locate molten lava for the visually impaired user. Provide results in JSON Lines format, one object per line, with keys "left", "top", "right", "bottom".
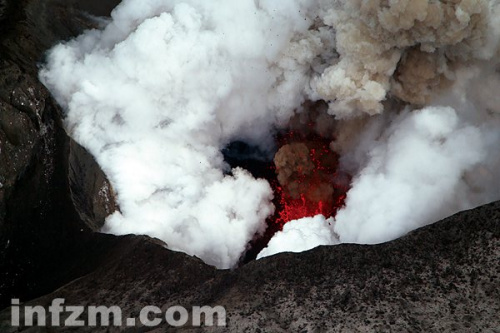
{"left": 272, "top": 131, "right": 348, "bottom": 228}
{"left": 227, "top": 129, "right": 350, "bottom": 264}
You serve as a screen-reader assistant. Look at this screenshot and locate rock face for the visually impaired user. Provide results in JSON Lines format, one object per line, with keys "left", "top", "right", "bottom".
{"left": 0, "top": 200, "right": 498, "bottom": 332}
{"left": 68, "top": 139, "right": 118, "bottom": 231}
{"left": 0, "top": 0, "right": 119, "bottom": 309}
{"left": 0, "top": 1, "right": 499, "bottom": 332}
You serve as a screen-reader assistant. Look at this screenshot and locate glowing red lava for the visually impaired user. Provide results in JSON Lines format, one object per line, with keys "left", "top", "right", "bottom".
{"left": 272, "top": 131, "right": 349, "bottom": 229}
{"left": 236, "top": 129, "right": 350, "bottom": 263}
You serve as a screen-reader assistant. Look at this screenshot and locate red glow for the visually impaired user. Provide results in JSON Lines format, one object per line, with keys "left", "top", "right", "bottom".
{"left": 272, "top": 132, "right": 349, "bottom": 229}
{"left": 239, "top": 129, "right": 350, "bottom": 263}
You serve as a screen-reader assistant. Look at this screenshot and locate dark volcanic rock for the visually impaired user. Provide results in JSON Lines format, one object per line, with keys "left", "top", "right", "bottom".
{"left": 0, "top": 200, "right": 498, "bottom": 332}
{"left": 0, "top": 0, "right": 119, "bottom": 309}
{"left": 69, "top": 139, "right": 118, "bottom": 231}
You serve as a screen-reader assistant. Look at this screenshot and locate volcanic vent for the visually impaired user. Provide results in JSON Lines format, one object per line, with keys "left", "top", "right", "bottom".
{"left": 224, "top": 102, "right": 350, "bottom": 262}
{"left": 40, "top": 0, "right": 500, "bottom": 268}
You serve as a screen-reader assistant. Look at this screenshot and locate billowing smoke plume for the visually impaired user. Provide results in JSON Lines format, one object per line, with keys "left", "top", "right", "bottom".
{"left": 41, "top": 0, "right": 322, "bottom": 268}
{"left": 41, "top": 0, "right": 500, "bottom": 266}
{"left": 258, "top": 0, "right": 500, "bottom": 259}
{"left": 312, "top": 0, "right": 499, "bottom": 117}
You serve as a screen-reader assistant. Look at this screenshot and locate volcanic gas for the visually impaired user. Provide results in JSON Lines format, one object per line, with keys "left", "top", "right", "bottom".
{"left": 40, "top": 0, "right": 500, "bottom": 268}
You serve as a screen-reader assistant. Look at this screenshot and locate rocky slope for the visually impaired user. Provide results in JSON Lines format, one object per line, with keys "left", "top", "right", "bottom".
{"left": 0, "top": 1, "right": 498, "bottom": 332}
{"left": 0, "top": 0, "right": 119, "bottom": 309}
{"left": 0, "top": 200, "right": 499, "bottom": 332}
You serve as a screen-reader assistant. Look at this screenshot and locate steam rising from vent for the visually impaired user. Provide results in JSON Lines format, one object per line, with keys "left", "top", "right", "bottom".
{"left": 40, "top": 0, "right": 500, "bottom": 267}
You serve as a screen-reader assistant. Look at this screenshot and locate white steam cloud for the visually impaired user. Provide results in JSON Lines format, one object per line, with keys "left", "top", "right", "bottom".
{"left": 41, "top": 0, "right": 319, "bottom": 268}
{"left": 41, "top": 0, "right": 500, "bottom": 266}
{"left": 257, "top": 215, "right": 337, "bottom": 259}
{"left": 334, "top": 102, "right": 498, "bottom": 244}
